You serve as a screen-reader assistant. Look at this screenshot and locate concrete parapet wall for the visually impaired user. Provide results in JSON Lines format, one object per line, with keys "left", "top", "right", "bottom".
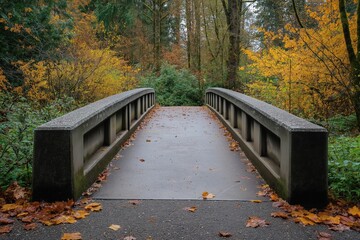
{"left": 206, "top": 88, "right": 328, "bottom": 208}
{"left": 33, "top": 88, "right": 155, "bottom": 201}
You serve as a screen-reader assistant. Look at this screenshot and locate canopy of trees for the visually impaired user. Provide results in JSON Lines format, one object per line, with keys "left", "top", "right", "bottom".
{"left": 0, "top": 0, "right": 359, "bottom": 127}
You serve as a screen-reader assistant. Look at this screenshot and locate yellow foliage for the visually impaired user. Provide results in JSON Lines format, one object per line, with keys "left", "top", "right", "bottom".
{"left": 0, "top": 69, "right": 8, "bottom": 91}
{"left": 245, "top": 0, "right": 355, "bottom": 119}
{"left": 15, "top": 10, "right": 138, "bottom": 103}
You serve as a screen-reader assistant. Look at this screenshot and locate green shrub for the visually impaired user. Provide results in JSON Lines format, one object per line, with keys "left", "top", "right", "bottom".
{"left": 328, "top": 135, "right": 360, "bottom": 202}
{"left": 140, "top": 65, "right": 203, "bottom": 106}
{"left": 327, "top": 114, "right": 358, "bottom": 133}
{"left": 0, "top": 93, "right": 76, "bottom": 189}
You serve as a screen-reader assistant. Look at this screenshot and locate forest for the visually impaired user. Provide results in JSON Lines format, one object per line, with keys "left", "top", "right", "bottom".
{"left": 0, "top": 0, "right": 359, "bottom": 202}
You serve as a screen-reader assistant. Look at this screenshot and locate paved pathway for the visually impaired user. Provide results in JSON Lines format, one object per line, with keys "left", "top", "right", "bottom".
{"left": 94, "top": 107, "right": 263, "bottom": 201}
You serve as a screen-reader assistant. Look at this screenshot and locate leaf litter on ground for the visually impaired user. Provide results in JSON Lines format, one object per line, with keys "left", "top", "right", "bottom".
{"left": 258, "top": 184, "right": 360, "bottom": 232}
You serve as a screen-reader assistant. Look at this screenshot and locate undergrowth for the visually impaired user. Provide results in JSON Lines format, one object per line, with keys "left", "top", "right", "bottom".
{"left": 0, "top": 92, "right": 77, "bottom": 189}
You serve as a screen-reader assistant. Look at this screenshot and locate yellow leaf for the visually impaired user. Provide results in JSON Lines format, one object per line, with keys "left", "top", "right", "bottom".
{"left": 52, "top": 215, "right": 77, "bottom": 225}
{"left": 294, "top": 217, "right": 315, "bottom": 226}
{"left": 61, "top": 232, "right": 82, "bottom": 240}
{"left": 85, "top": 202, "right": 102, "bottom": 212}
{"left": 348, "top": 206, "right": 360, "bottom": 217}
{"left": 1, "top": 203, "right": 21, "bottom": 212}
{"left": 73, "top": 210, "right": 89, "bottom": 219}
{"left": 250, "top": 200, "right": 262, "bottom": 203}
{"left": 109, "top": 224, "right": 121, "bottom": 231}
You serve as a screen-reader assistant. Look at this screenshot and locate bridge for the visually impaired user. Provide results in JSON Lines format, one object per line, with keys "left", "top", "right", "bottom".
{"left": 32, "top": 87, "right": 328, "bottom": 208}
{"left": 10, "top": 88, "right": 360, "bottom": 240}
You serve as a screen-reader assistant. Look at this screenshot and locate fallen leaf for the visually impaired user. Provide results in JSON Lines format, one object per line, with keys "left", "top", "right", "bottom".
{"left": 124, "top": 236, "right": 136, "bottom": 240}
{"left": 202, "top": 192, "right": 215, "bottom": 199}
{"left": 317, "top": 231, "right": 332, "bottom": 240}
{"left": 109, "top": 224, "right": 121, "bottom": 231}
{"left": 146, "top": 139, "right": 151, "bottom": 142}
{"left": 61, "top": 232, "right": 82, "bottom": 240}
{"left": 20, "top": 215, "right": 34, "bottom": 223}
{"left": 348, "top": 206, "right": 360, "bottom": 217}
{"left": 73, "top": 210, "right": 89, "bottom": 219}
{"left": 0, "top": 217, "right": 14, "bottom": 224}
{"left": 17, "top": 212, "right": 28, "bottom": 218}
{"left": 4, "top": 182, "right": 28, "bottom": 202}
{"left": 85, "top": 202, "right": 102, "bottom": 212}
{"left": 246, "top": 216, "right": 269, "bottom": 228}
{"left": 128, "top": 200, "right": 141, "bottom": 205}
{"left": 250, "top": 200, "right": 262, "bottom": 203}
{"left": 139, "top": 159, "right": 145, "bottom": 162}
{"left": 256, "top": 191, "right": 266, "bottom": 197}
{"left": 294, "top": 217, "right": 315, "bottom": 226}
{"left": 52, "top": 215, "right": 77, "bottom": 224}
{"left": 272, "top": 201, "right": 285, "bottom": 208}
{"left": 269, "top": 193, "right": 279, "bottom": 202}
{"left": 183, "top": 206, "right": 197, "bottom": 213}
{"left": 1, "top": 203, "right": 21, "bottom": 212}
{"left": 328, "top": 224, "right": 350, "bottom": 232}
{"left": 24, "top": 223, "right": 37, "bottom": 231}
{"left": 271, "top": 212, "right": 288, "bottom": 219}
{"left": 0, "top": 225, "right": 12, "bottom": 234}
{"left": 218, "top": 231, "right": 232, "bottom": 237}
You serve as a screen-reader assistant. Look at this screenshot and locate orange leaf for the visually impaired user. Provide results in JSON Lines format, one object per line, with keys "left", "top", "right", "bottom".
{"left": 0, "top": 217, "right": 14, "bottom": 224}
{"left": 271, "top": 212, "right": 288, "bottom": 219}
{"left": 61, "top": 232, "right": 82, "bottom": 240}
{"left": 183, "top": 206, "right": 197, "bottom": 213}
{"left": 269, "top": 193, "right": 279, "bottom": 202}
{"left": 348, "top": 206, "right": 360, "bottom": 217}
{"left": 0, "top": 225, "right": 12, "bottom": 234}
{"left": 24, "top": 223, "right": 37, "bottom": 231}
{"left": 202, "top": 192, "right": 215, "bottom": 199}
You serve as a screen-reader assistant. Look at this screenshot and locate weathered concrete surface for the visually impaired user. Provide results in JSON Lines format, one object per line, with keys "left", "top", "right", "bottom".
{"left": 94, "top": 106, "right": 264, "bottom": 200}
{"left": 3, "top": 200, "right": 359, "bottom": 240}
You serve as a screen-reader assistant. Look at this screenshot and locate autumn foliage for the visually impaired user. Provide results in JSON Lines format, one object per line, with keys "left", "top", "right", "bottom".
{"left": 245, "top": 1, "right": 357, "bottom": 122}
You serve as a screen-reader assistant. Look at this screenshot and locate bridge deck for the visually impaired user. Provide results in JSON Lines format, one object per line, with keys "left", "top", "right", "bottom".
{"left": 94, "top": 106, "right": 264, "bottom": 200}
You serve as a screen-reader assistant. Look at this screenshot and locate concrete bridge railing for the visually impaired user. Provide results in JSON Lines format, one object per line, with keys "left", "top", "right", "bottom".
{"left": 32, "top": 88, "right": 155, "bottom": 201}
{"left": 206, "top": 88, "right": 328, "bottom": 208}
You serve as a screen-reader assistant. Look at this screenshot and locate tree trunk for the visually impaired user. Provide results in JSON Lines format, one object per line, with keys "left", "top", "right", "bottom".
{"left": 186, "top": 0, "right": 192, "bottom": 69}
{"left": 174, "top": 0, "right": 181, "bottom": 45}
{"left": 222, "top": 0, "right": 243, "bottom": 90}
{"left": 338, "top": 0, "right": 360, "bottom": 130}
{"left": 193, "top": 0, "right": 201, "bottom": 72}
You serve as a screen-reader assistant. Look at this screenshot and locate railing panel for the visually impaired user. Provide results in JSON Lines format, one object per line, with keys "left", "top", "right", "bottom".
{"left": 206, "top": 87, "right": 328, "bottom": 208}
{"left": 33, "top": 88, "right": 155, "bottom": 201}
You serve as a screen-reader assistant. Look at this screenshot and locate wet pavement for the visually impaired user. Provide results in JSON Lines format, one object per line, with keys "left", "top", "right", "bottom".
{"left": 1, "top": 107, "right": 359, "bottom": 240}
{"left": 94, "top": 106, "right": 264, "bottom": 201}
